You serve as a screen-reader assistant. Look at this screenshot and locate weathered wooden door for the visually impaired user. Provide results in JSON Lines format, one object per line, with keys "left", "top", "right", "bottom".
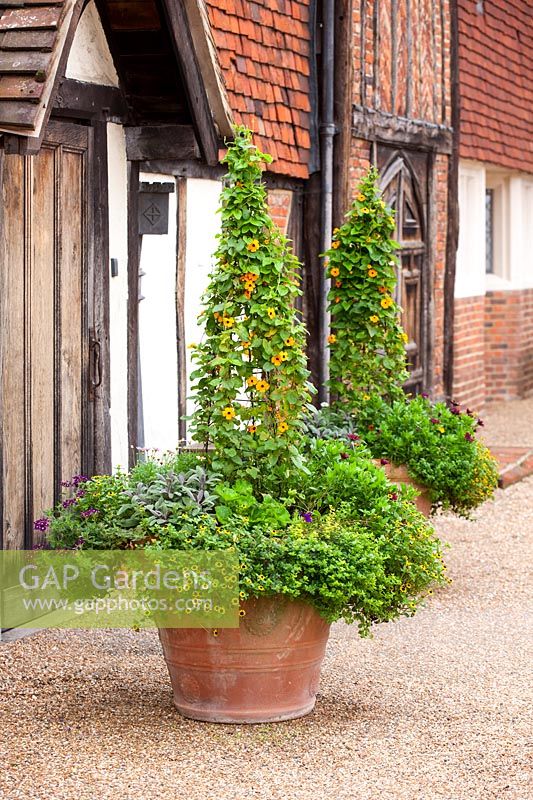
{"left": 378, "top": 147, "right": 430, "bottom": 394}
{"left": 1, "top": 121, "right": 96, "bottom": 549}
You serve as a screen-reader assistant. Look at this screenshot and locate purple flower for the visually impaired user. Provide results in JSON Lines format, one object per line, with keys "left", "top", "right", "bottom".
{"left": 389, "top": 492, "right": 398, "bottom": 501}
{"left": 72, "top": 475, "right": 89, "bottom": 487}
{"left": 421, "top": 392, "right": 429, "bottom": 399}
{"left": 74, "top": 536, "right": 85, "bottom": 549}
{"left": 430, "top": 417, "right": 439, "bottom": 425}
{"left": 340, "top": 452, "right": 349, "bottom": 460}
{"left": 62, "top": 498, "right": 76, "bottom": 509}
{"left": 76, "top": 489, "right": 86, "bottom": 498}
{"left": 477, "top": 418, "right": 484, "bottom": 427}
{"left": 347, "top": 433, "right": 360, "bottom": 442}
{"left": 450, "top": 400, "right": 460, "bottom": 407}
{"left": 450, "top": 407, "right": 461, "bottom": 415}
{"left": 464, "top": 433, "right": 474, "bottom": 443}
{"left": 81, "top": 508, "right": 99, "bottom": 519}
{"left": 34, "top": 517, "right": 50, "bottom": 532}
{"left": 32, "top": 541, "right": 50, "bottom": 550}
{"left": 380, "top": 458, "right": 390, "bottom": 466}
{"left": 301, "top": 512, "right": 313, "bottom": 524}
{"left": 61, "top": 480, "right": 72, "bottom": 488}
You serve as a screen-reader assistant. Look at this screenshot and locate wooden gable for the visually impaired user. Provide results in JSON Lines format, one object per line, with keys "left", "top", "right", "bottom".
{"left": 0, "top": 0, "right": 232, "bottom": 161}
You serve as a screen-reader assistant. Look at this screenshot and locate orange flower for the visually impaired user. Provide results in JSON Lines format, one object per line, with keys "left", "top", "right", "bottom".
{"left": 247, "top": 376, "right": 258, "bottom": 387}
{"left": 330, "top": 267, "right": 340, "bottom": 278}
{"left": 247, "top": 424, "right": 257, "bottom": 434}
{"left": 327, "top": 334, "right": 336, "bottom": 344}
{"left": 335, "top": 296, "right": 341, "bottom": 303}
{"left": 331, "top": 241, "right": 340, "bottom": 249}
{"left": 247, "top": 239, "right": 260, "bottom": 252}
{"left": 244, "top": 290, "right": 252, "bottom": 300}
{"left": 381, "top": 296, "right": 393, "bottom": 309}
{"left": 357, "top": 193, "right": 365, "bottom": 202}
{"left": 256, "top": 380, "right": 269, "bottom": 393}
{"left": 222, "top": 406, "right": 235, "bottom": 420}
{"left": 335, "top": 280, "right": 342, "bottom": 288}
{"left": 369, "top": 315, "right": 379, "bottom": 323}
{"left": 271, "top": 355, "right": 282, "bottom": 367}
{"left": 378, "top": 286, "right": 388, "bottom": 294}
{"left": 368, "top": 269, "right": 378, "bottom": 278}
{"left": 277, "top": 421, "right": 289, "bottom": 434}
{"left": 244, "top": 281, "right": 255, "bottom": 292}
{"left": 285, "top": 336, "right": 296, "bottom": 347}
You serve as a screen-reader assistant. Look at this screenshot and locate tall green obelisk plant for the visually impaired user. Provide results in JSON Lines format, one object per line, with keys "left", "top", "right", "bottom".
{"left": 190, "top": 127, "right": 312, "bottom": 488}
{"left": 325, "top": 167, "right": 409, "bottom": 408}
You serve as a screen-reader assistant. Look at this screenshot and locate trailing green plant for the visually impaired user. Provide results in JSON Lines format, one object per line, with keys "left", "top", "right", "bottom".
{"left": 324, "top": 167, "right": 408, "bottom": 408}
{"left": 356, "top": 394, "right": 499, "bottom": 515}
{"left": 190, "top": 126, "right": 313, "bottom": 490}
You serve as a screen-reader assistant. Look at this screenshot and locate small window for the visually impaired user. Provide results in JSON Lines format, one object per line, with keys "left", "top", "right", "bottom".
{"left": 485, "top": 188, "right": 494, "bottom": 274}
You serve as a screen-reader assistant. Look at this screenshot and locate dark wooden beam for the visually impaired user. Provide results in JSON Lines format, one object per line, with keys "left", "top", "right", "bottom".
{"left": 175, "top": 177, "right": 187, "bottom": 444}
{"left": 127, "top": 160, "right": 141, "bottom": 469}
{"left": 443, "top": 0, "right": 460, "bottom": 399}
{"left": 333, "top": 0, "right": 354, "bottom": 224}
{"left": 352, "top": 106, "right": 453, "bottom": 153}
{"left": 125, "top": 124, "right": 199, "bottom": 161}
{"left": 160, "top": 0, "right": 220, "bottom": 165}
{"left": 0, "top": 146, "right": 4, "bottom": 550}
{"left": 90, "top": 119, "right": 112, "bottom": 476}
{"left": 54, "top": 78, "right": 129, "bottom": 122}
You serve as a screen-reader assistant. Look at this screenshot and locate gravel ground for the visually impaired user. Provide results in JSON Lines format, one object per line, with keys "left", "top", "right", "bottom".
{"left": 481, "top": 398, "right": 533, "bottom": 448}
{"left": 1, "top": 480, "right": 532, "bottom": 800}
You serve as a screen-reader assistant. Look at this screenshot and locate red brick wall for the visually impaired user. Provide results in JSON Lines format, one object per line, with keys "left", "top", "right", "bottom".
{"left": 485, "top": 289, "right": 533, "bottom": 402}
{"left": 453, "top": 296, "right": 486, "bottom": 411}
{"left": 351, "top": 0, "right": 451, "bottom": 126}
{"left": 453, "top": 289, "right": 533, "bottom": 408}
{"left": 458, "top": 0, "right": 533, "bottom": 172}
{"left": 347, "top": 3, "right": 451, "bottom": 398}
{"left": 267, "top": 189, "right": 292, "bottom": 234}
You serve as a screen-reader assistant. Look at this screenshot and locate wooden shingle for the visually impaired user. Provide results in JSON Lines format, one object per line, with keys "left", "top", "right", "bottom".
{"left": 0, "top": 0, "right": 76, "bottom": 134}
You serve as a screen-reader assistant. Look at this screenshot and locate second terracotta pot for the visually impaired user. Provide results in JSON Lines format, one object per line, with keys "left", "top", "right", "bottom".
{"left": 381, "top": 462, "right": 432, "bottom": 517}
{"left": 159, "top": 595, "right": 331, "bottom": 724}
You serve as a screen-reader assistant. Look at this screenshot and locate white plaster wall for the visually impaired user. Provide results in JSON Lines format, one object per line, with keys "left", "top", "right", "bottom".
{"left": 506, "top": 177, "right": 533, "bottom": 290}
{"left": 107, "top": 124, "right": 129, "bottom": 470}
{"left": 455, "top": 161, "right": 486, "bottom": 299}
{"left": 184, "top": 179, "right": 222, "bottom": 420}
{"left": 65, "top": 0, "right": 118, "bottom": 87}
{"left": 138, "top": 174, "right": 180, "bottom": 450}
{"left": 457, "top": 161, "right": 533, "bottom": 297}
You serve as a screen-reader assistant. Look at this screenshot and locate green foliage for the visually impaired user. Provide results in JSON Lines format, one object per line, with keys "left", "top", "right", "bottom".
{"left": 214, "top": 480, "right": 291, "bottom": 528}
{"left": 356, "top": 395, "right": 499, "bottom": 515}
{"left": 325, "top": 167, "right": 408, "bottom": 407}
{"left": 190, "top": 127, "right": 313, "bottom": 489}
{"left": 41, "top": 135, "right": 448, "bottom": 637}
{"left": 42, "top": 444, "right": 446, "bottom": 637}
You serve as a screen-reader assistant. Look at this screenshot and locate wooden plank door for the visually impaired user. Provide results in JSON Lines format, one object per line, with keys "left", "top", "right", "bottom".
{"left": 378, "top": 146, "right": 430, "bottom": 394}
{"left": 1, "top": 121, "right": 97, "bottom": 549}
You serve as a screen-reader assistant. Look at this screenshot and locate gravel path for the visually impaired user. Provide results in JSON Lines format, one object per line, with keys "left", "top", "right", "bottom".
{"left": 481, "top": 398, "right": 533, "bottom": 448}
{"left": 1, "top": 480, "right": 532, "bottom": 800}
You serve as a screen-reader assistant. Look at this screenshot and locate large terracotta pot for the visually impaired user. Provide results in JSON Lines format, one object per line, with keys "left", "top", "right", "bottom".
{"left": 158, "top": 595, "right": 331, "bottom": 723}
{"left": 381, "top": 462, "right": 432, "bottom": 517}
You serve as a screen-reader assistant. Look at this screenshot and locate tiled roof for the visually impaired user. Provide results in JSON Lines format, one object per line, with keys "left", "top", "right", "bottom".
{"left": 0, "top": 0, "right": 79, "bottom": 136}
{"left": 458, "top": 0, "right": 533, "bottom": 173}
{"left": 205, "top": 0, "right": 313, "bottom": 179}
